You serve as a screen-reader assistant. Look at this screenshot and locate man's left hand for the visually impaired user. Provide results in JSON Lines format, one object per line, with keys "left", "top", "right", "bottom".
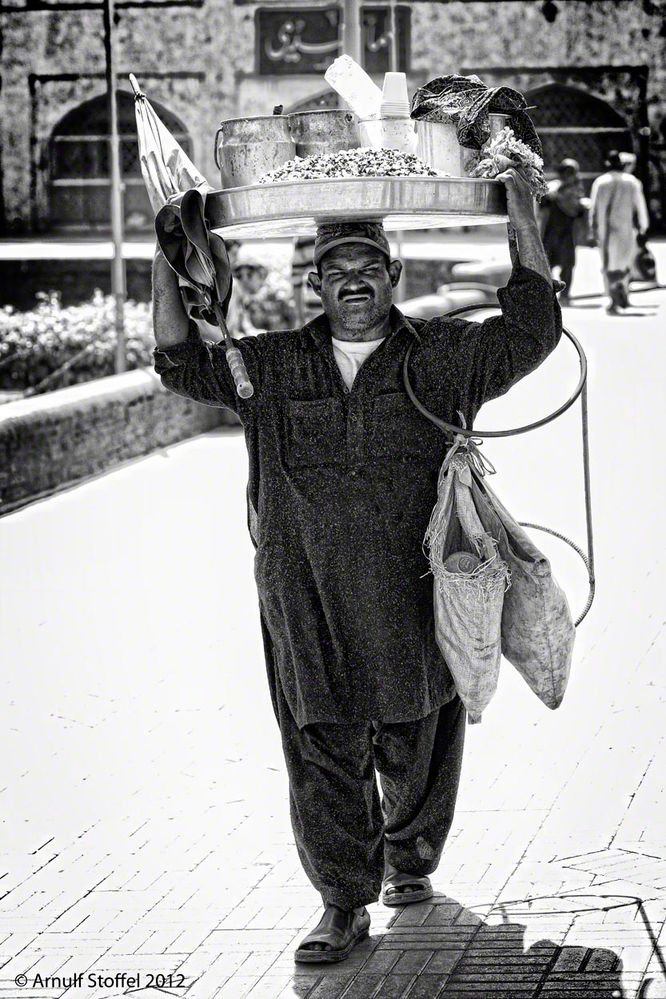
{"left": 496, "top": 166, "right": 538, "bottom": 231}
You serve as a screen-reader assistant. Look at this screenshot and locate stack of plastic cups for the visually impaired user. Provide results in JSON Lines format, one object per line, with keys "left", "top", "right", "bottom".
{"left": 370, "top": 72, "right": 417, "bottom": 154}
{"left": 380, "top": 72, "right": 411, "bottom": 118}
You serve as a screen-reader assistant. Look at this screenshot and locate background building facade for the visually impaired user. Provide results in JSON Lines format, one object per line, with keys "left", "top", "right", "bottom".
{"left": 1, "top": 0, "right": 664, "bottom": 234}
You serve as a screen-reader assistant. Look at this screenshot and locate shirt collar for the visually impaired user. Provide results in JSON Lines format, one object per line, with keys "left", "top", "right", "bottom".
{"left": 303, "top": 305, "right": 422, "bottom": 347}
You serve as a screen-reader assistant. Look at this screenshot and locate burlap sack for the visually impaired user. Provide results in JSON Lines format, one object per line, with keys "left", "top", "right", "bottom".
{"left": 426, "top": 453, "right": 509, "bottom": 723}
{"left": 473, "top": 474, "right": 575, "bottom": 709}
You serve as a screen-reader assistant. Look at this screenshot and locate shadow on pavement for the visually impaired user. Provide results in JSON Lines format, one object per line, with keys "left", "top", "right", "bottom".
{"left": 284, "top": 891, "right": 663, "bottom": 998}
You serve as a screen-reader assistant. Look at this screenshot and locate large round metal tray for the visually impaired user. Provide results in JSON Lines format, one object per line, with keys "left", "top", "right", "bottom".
{"left": 207, "top": 176, "right": 507, "bottom": 239}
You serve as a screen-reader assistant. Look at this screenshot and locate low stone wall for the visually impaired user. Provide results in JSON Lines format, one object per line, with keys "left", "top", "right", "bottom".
{"left": 0, "top": 258, "right": 152, "bottom": 309}
{"left": 0, "top": 369, "right": 237, "bottom": 514}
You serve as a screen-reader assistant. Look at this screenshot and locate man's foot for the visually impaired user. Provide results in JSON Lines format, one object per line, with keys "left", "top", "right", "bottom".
{"left": 606, "top": 304, "right": 621, "bottom": 315}
{"left": 381, "top": 866, "right": 434, "bottom": 907}
{"left": 294, "top": 904, "right": 370, "bottom": 963}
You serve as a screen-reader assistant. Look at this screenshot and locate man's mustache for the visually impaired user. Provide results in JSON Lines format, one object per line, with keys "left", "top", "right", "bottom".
{"left": 339, "top": 287, "right": 374, "bottom": 300}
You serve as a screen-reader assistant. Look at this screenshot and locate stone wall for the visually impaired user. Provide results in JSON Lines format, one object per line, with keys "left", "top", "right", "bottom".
{"left": 1, "top": 0, "right": 665, "bottom": 232}
{"left": 0, "top": 369, "right": 237, "bottom": 514}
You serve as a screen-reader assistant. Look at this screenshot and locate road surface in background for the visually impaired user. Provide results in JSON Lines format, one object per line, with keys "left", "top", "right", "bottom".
{"left": 1, "top": 263, "right": 665, "bottom": 998}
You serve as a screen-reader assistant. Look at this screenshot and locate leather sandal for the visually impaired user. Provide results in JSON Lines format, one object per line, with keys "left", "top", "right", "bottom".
{"left": 294, "top": 904, "right": 370, "bottom": 963}
{"left": 381, "top": 868, "right": 434, "bottom": 907}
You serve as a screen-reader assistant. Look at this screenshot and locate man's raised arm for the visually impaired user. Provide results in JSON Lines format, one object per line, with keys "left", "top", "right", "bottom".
{"left": 424, "top": 168, "right": 562, "bottom": 423}
{"left": 152, "top": 249, "right": 260, "bottom": 414}
{"left": 499, "top": 167, "right": 554, "bottom": 286}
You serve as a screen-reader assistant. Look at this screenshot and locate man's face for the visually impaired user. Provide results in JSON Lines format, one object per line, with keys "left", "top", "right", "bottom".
{"left": 307, "top": 244, "right": 402, "bottom": 339}
{"left": 235, "top": 265, "right": 266, "bottom": 296}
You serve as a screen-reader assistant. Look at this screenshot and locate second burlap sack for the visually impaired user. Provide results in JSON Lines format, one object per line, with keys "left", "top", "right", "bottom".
{"left": 472, "top": 475, "right": 575, "bottom": 710}
{"left": 426, "top": 437, "right": 575, "bottom": 721}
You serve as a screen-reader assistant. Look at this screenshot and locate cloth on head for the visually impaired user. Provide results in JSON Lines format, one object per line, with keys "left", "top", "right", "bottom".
{"left": 314, "top": 221, "right": 391, "bottom": 267}
{"left": 410, "top": 74, "right": 542, "bottom": 157}
{"left": 619, "top": 151, "right": 636, "bottom": 169}
{"left": 557, "top": 158, "right": 580, "bottom": 175}
{"left": 233, "top": 243, "right": 269, "bottom": 272}
{"left": 605, "top": 149, "right": 623, "bottom": 171}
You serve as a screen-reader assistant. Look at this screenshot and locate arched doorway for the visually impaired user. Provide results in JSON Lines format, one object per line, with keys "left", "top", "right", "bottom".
{"left": 48, "top": 92, "right": 192, "bottom": 232}
{"left": 527, "top": 83, "right": 633, "bottom": 191}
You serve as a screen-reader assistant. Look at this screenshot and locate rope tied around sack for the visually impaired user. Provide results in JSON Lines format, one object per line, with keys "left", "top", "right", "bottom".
{"left": 439, "top": 412, "right": 498, "bottom": 481}
{"left": 441, "top": 434, "right": 497, "bottom": 480}
{"left": 425, "top": 429, "right": 511, "bottom": 596}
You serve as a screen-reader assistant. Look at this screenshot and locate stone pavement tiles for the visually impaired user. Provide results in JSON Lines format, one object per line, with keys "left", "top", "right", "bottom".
{"left": 1, "top": 285, "right": 666, "bottom": 998}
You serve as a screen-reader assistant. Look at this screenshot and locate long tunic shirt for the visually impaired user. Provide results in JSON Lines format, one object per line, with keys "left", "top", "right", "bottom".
{"left": 154, "top": 264, "right": 562, "bottom": 728}
{"left": 590, "top": 170, "right": 650, "bottom": 276}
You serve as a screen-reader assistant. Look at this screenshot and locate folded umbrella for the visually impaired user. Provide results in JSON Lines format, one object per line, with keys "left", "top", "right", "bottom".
{"left": 131, "top": 73, "right": 208, "bottom": 211}
{"left": 155, "top": 189, "right": 251, "bottom": 397}
{"left": 131, "top": 74, "right": 252, "bottom": 398}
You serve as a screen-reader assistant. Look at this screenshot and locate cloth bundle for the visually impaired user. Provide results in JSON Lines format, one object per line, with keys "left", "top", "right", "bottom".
{"left": 426, "top": 438, "right": 575, "bottom": 722}
{"left": 155, "top": 186, "right": 233, "bottom": 326}
{"left": 410, "top": 74, "right": 542, "bottom": 158}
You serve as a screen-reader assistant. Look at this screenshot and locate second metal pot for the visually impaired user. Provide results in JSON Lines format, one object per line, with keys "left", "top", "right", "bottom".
{"left": 416, "top": 113, "right": 512, "bottom": 177}
{"left": 287, "top": 109, "right": 360, "bottom": 158}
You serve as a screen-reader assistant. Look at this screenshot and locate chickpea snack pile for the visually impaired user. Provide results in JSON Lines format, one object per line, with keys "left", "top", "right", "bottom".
{"left": 259, "top": 147, "right": 439, "bottom": 183}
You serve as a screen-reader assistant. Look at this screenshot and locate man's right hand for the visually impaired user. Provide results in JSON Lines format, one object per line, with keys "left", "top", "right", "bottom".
{"left": 152, "top": 248, "right": 190, "bottom": 348}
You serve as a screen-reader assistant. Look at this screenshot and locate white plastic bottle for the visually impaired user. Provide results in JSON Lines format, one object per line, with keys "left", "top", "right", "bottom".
{"left": 325, "top": 55, "right": 382, "bottom": 121}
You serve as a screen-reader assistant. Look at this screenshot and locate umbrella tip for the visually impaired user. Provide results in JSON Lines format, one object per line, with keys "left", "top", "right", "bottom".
{"left": 129, "top": 74, "right": 143, "bottom": 97}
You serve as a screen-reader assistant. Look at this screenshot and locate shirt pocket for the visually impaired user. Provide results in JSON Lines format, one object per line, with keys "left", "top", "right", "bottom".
{"left": 369, "top": 391, "right": 444, "bottom": 463}
{"left": 284, "top": 397, "right": 346, "bottom": 469}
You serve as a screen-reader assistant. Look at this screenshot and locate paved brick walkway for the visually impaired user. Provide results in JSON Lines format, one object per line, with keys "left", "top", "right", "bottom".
{"left": 1, "top": 280, "right": 665, "bottom": 999}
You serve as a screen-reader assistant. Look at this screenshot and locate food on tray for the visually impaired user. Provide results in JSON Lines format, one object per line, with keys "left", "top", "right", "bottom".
{"left": 470, "top": 127, "right": 548, "bottom": 198}
{"left": 259, "top": 147, "right": 439, "bottom": 183}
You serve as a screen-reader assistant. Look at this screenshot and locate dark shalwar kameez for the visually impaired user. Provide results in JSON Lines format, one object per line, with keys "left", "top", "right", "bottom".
{"left": 154, "top": 263, "right": 562, "bottom": 908}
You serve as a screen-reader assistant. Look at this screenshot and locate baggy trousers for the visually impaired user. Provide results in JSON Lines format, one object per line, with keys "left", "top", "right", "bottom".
{"left": 272, "top": 668, "right": 466, "bottom": 910}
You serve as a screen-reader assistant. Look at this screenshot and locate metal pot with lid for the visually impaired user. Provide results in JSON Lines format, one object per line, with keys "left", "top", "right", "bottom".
{"left": 215, "top": 115, "right": 295, "bottom": 188}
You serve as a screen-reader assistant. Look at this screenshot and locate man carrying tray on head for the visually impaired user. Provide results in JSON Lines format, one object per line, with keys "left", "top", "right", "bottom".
{"left": 152, "top": 167, "right": 561, "bottom": 963}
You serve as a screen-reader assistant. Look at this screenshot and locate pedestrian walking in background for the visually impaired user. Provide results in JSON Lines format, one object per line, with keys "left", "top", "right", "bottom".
{"left": 589, "top": 149, "right": 650, "bottom": 315}
{"left": 227, "top": 245, "right": 297, "bottom": 337}
{"left": 539, "top": 158, "right": 588, "bottom": 305}
{"left": 620, "top": 152, "right": 659, "bottom": 287}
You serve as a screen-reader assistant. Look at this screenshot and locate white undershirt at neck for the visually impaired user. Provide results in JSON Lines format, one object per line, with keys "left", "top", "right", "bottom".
{"left": 331, "top": 336, "right": 386, "bottom": 390}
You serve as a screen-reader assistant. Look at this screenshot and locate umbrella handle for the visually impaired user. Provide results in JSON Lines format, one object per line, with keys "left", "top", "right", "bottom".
{"left": 212, "top": 302, "right": 254, "bottom": 399}
{"left": 225, "top": 345, "right": 254, "bottom": 399}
